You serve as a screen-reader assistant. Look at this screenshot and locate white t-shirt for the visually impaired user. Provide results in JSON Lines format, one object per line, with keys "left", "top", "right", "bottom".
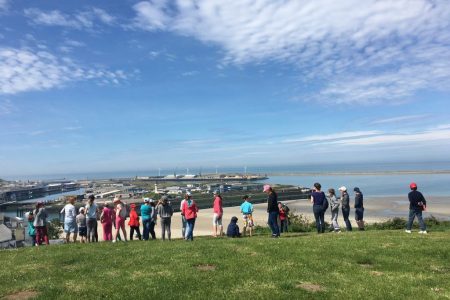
{"left": 61, "top": 204, "right": 76, "bottom": 223}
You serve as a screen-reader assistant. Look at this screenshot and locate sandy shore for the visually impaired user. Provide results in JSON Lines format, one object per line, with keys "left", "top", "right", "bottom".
{"left": 87, "top": 196, "right": 449, "bottom": 241}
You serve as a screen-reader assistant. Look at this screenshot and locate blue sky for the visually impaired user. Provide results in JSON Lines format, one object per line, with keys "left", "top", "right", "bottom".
{"left": 1, "top": 0, "right": 450, "bottom": 177}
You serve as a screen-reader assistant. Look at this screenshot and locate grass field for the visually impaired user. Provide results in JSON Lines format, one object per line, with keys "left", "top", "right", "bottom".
{"left": 1, "top": 230, "right": 449, "bottom": 299}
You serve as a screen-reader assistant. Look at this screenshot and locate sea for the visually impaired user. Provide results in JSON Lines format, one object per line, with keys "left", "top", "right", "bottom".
{"left": 3, "top": 162, "right": 450, "bottom": 198}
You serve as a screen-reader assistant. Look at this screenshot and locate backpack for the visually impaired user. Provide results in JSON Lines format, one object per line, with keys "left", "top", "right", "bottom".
{"left": 119, "top": 203, "right": 129, "bottom": 219}
{"left": 322, "top": 196, "right": 329, "bottom": 211}
{"left": 282, "top": 204, "right": 290, "bottom": 214}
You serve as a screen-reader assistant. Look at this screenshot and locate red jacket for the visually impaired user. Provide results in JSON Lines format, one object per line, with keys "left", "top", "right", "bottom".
{"left": 181, "top": 200, "right": 199, "bottom": 220}
{"left": 128, "top": 209, "right": 140, "bottom": 226}
{"left": 279, "top": 208, "right": 286, "bottom": 221}
{"left": 213, "top": 196, "right": 223, "bottom": 215}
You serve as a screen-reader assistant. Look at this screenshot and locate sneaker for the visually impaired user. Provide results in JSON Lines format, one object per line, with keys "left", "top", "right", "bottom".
{"left": 405, "top": 230, "right": 412, "bottom": 233}
{"left": 112, "top": 239, "right": 116, "bottom": 243}
{"left": 418, "top": 231, "right": 428, "bottom": 234}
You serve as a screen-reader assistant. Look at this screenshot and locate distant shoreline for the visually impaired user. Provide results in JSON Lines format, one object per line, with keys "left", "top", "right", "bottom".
{"left": 265, "top": 170, "right": 450, "bottom": 176}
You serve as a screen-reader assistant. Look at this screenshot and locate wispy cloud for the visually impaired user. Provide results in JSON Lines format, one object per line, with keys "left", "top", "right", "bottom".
{"left": 0, "top": 0, "right": 9, "bottom": 12}
{"left": 24, "top": 7, "right": 115, "bottom": 29}
{"left": 282, "top": 131, "right": 382, "bottom": 143}
{"left": 181, "top": 70, "right": 198, "bottom": 77}
{"left": 0, "top": 47, "right": 129, "bottom": 94}
{"left": 371, "top": 114, "right": 429, "bottom": 125}
{"left": 131, "top": 0, "right": 450, "bottom": 105}
{"left": 0, "top": 99, "right": 14, "bottom": 115}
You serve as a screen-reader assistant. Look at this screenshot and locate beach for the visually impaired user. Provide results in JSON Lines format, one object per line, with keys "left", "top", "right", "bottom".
{"left": 91, "top": 196, "right": 450, "bottom": 241}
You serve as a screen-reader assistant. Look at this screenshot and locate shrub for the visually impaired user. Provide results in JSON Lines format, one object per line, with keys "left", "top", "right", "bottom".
{"left": 47, "top": 218, "right": 63, "bottom": 239}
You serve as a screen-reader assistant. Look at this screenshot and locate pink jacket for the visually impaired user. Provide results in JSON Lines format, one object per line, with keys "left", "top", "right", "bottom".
{"left": 181, "top": 200, "right": 199, "bottom": 220}
{"left": 213, "top": 196, "right": 223, "bottom": 215}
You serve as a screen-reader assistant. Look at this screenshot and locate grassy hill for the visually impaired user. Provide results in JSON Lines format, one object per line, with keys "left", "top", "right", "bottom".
{"left": 1, "top": 230, "right": 449, "bottom": 299}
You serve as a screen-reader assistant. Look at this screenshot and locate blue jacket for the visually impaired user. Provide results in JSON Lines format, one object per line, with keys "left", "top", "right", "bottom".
{"left": 226, "top": 217, "right": 241, "bottom": 238}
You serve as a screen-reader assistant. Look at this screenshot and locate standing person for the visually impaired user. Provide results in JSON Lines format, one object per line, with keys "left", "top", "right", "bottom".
{"left": 149, "top": 200, "right": 157, "bottom": 240}
{"left": 240, "top": 195, "right": 254, "bottom": 237}
{"left": 180, "top": 193, "right": 188, "bottom": 238}
{"left": 310, "top": 183, "right": 326, "bottom": 234}
{"left": 100, "top": 202, "right": 114, "bottom": 241}
{"left": 113, "top": 197, "right": 128, "bottom": 243}
{"left": 85, "top": 195, "right": 99, "bottom": 242}
{"left": 25, "top": 211, "right": 36, "bottom": 246}
{"left": 157, "top": 196, "right": 174, "bottom": 241}
{"left": 354, "top": 187, "right": 365, "bottom": 231}
{"left": 212, "top": 190, "right": 224, "bottom": 237}
{"left": 278, "top": 202, "right": 288, "bottom": 233}
{"left": 181, "top": 192, "right": 199, "bottom": 241}
{"left": 263, "top": 185, "right": 280, "bottom": 238}
{"left": 339, "top": 186, "right": 352, "bottom": 231}
{"left": 77, "top": 207, "right": 87, "bottom": 243}
{"left": 406, "top": 182, "right": 427, "bottom": 234}
{"left": 327, "top": 189, "right": 340, "bottom": 233}
{"left": 140, "top": 198, "right": 152, "bottom": 241}
{"left": 33, "top": 201, "right": 49, "bottom": 246}
{"left": 128, "top": 203, "right": 142, "bottom": 240}
{"left": 60, "top": 196, "right": 78, "bottom": 243}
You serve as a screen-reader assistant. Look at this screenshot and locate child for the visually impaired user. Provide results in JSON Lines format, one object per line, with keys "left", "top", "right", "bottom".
{"left": 240, "top": 195, "right": 254, "bottom": 237}
{"left": 33, "top": 201, "right": 49, "bottom": 246}
{"left": 128, "top": 203, "right": 142, "bottom": 240}
{"left": 77, "top": 207, "right": 87, "bottom": 243}
{"left": 226, "top": 216, "right": 241, "bottom": 238}
{"left": 25, "top": 211, "right": 36, "bottom": 246}
{"left": 278, "top": 202, "right": 288, "bottom": 233}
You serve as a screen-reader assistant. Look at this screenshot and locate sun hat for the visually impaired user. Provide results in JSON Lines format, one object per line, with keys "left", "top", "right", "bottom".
{"left": 410, "top": 182, "right": 417, "bottom": 190}
{"left": 79, "top": 207, "right": 85, "bottom": 213}
{"left": 143, "top": 198, "right": 150, "bottom": 203}
{"left": 338, "top": 186, "right": 347, "bottom": 192}
{"left": 263, "top": 184, "right": 271, "bottom": 192}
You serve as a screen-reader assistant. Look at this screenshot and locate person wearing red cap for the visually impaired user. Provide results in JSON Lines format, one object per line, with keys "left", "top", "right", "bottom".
{"left": 405, "top": 182, "right": 427, "bottom": 234}
{"left": 128, "top": 203, "right": 142, "bottom": 240}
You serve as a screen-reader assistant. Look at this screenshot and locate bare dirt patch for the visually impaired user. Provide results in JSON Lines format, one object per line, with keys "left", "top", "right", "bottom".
{"left": 370, "top": 271, "right": 384, "bottom": 276}
{"left": 196, "top": 264, "right": 216, "bottom": 271}
{"left": 3, "top": 291, "right": 39, "bottom": 300}
{"left": 359, "top": 264, "right": 373, "bottom": 268}
{"left": 296, "top": 283, "right": 324, "bottom": 292}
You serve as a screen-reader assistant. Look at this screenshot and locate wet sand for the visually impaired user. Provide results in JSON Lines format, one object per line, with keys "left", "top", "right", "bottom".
{"left": 90, "top": 196, "right": 449, "bottom": 241}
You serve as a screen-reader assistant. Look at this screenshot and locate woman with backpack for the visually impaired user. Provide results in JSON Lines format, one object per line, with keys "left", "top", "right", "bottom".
{"left": 310, "top": 183, "right": 326, "bottom": 234}
{"left": 157, "top": 196, "right": 174, "bottom": 241}
{"left": 113, "top": 197, "right": 128, "bottom": 243}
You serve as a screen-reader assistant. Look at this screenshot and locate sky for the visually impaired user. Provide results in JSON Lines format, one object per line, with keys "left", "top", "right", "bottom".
{"left": 1, "top": 0, "right": 450, "bottom": 177}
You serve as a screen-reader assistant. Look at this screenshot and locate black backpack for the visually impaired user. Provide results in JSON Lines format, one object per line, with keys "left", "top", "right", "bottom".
{"left": 322, "top": 195, "right": 329, "bottom": 211}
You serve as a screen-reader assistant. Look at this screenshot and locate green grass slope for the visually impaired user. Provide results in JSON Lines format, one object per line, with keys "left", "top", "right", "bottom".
{"left": 1, "top": 231, "right": 449, "bottom": 299}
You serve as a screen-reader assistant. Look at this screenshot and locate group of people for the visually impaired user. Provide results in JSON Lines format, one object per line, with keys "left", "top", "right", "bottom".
{"left": 24, "top": 181, "right": 428, "bottom": 246}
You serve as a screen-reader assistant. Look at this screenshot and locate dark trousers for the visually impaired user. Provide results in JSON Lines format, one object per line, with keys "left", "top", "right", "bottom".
{"left": 407, "top": 209, "right": 426, "bottom": 231}
{"left": 313, "top": 205, "right": 325, "bottom": 233}
{"left": 280, "top": 219, "right": 288, "bottom": 233}
{"left": 342, "top": 208, "right": 352, "bottom": 231}
{"left": 161, "top": 217, "right": 171, "bottom": 240}
{"left": 268, "top": 211, "right": 280, "bottom": 236}
{"left": 87, "top": 218, "right": 98, "bottom": 242}
{"left": 142, "top": 219, "right": 150, "bottom": 240}
{"left": 130, "top": 226, "right": 142, "bottom": 240}
{"left": 35, "top": 226, "right": 49, "bottom": 245}
{"left": 149, "top": 220, "right": 156, "bottom": 239}
{"left": 185, "top": 218, "right": 196, "bottom": 241}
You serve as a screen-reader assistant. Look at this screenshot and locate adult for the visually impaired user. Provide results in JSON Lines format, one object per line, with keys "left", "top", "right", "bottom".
{"left": 128, "top": 203, "right": 142, "bottom": 240}
{"left": 140, "top": 198, "right": 152, "bottom": 240}
{"left": 310, "top": 183, "right": 326, "bottom": 234}
{"left": 181, "top": 192, "right": 199, "bottom": 241}
{"left": 327, "top": 189, "right": 340, "bottom": 233}
{"left": 149, "top": 200, "right": 157, "bottom": 240}
{"left": 100, "top": 202, "right": 114, "bottom": 241}
{"left": 60, "top": 196, "right": 78, "bottom": 243}
{"left": 339, "top": 186, "right": 352, "bottom": 231}
{"left": 33, "top": 201, "right": 49, "bottom": 246}
{"left": 85, "top": 195, "right": 99, "bottom": 242}
{"left": 263, "top": 184, "right": 280, "bottom": 238}
{"left": 180, "top": 193, "right": 188, "bottom": 237}
{"left": 406, "top": 182, "right": 427, "bottom": 234}
{"left": 240, "top": 195, "right": 254, "bottom": 237}
{"left": 354, "top": 187, "right": 365, "bottom": 231}
{"left": 157, "top": 196, "right": 174, "bottom": 241}
{"left": 113, "top": 197, "right": 128, "bottom": 242}
{"left": 212, "top": 190, "right": 224, "bottom": 237}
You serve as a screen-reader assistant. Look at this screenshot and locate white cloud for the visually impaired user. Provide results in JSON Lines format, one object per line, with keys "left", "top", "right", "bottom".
{"left": 0, "top": 0, "right": 9, "bottom": 11}
{"left": 131, "top": 0, "right": 450, "bottom": 105}
{"left": 371, "top": 114, "right": 429, "bottom": 125}
{"left": 0, "top": 47, "right": 129, "bottom": 95}
{"left": 282, "top": 131, "right": 382, "bottom": 143}
{"left": 24, "top": 7, "right": 116, "bottom": 29}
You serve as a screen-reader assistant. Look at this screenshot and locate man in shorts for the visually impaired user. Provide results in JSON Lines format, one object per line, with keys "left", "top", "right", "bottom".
{"left": 60, "top": 196, "right": 78, "bottom": 243}
{"left": 240, "top": 195, "right": 254, "bottom": 237}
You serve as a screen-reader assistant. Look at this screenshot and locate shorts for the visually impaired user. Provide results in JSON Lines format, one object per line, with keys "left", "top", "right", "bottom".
{"left": 78, "top": 226, "right": 87, "bottom": 237}
{"left": 355, "top": 208, "right": 364, "bottom": 221}
{"left": 116, "top": 216, "right": 125, "bottom": 229}
{"left": 242, "top": 214, "right": 254, "bottom": 227}
{"left": 64, "top": 221, "right": 78, "bottom": 233}
{"left": 213, "top": 213, "right": 223, "bottom": 226}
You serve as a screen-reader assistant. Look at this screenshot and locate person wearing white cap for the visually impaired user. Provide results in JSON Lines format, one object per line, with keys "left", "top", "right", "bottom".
{"left": 339, "top": 186, "right": 352, "bottom": 231}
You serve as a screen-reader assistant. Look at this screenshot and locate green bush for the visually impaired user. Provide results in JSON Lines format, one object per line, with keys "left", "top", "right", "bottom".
{"left": 47, "top": 218, "right": 63, "bottom": 239}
